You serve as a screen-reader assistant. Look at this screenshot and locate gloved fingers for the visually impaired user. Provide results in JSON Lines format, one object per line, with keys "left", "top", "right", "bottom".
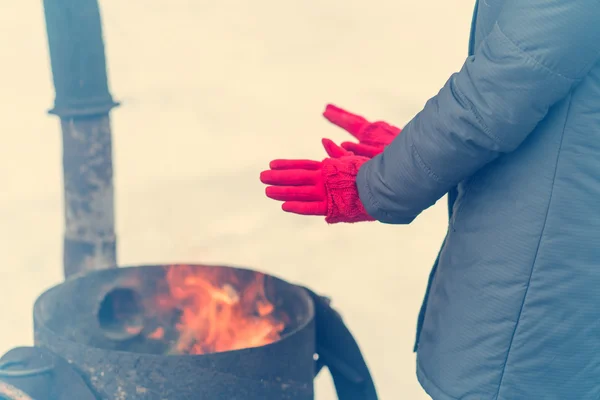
{"left": 269, "top": 159, "right": 322, "bottom": 170}
{"left": 265, "top": 185, "right": 325, "bottom": 202}
{"left": 260, "top": 169, "right": 321, "bottom": 186}
{"left": 322, "top": 104, "right": 369, "bottom": 138}
{"left": 341, "top": 142, "right": 383, "bottom": 158}
{"left": 282, "top": 201, "right": 327, "bottom": 216}
{"left": 359, "top": 122, "right": 402, "bottom": 146}
{"left": 322, "top": 138, "right": 353, "bottom": 158}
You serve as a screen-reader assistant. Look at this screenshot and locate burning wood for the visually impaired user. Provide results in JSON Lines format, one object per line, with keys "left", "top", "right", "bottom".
{"left": 142, "top": 265, "right": 287, "bottom": 355}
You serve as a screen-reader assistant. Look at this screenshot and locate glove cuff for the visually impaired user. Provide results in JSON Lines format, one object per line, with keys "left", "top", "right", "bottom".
{"left": 321, "top": 157, "right": 375, "bottom": 224}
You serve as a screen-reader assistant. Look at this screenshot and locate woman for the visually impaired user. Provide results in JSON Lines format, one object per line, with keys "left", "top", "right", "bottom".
{"left": 260, "top": 1, "right": 600, "bottom": 399}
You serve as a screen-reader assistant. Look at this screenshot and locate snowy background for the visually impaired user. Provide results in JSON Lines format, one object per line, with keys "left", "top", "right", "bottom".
{"left": 0, "top": 0, "right": 475, "bottom": 398}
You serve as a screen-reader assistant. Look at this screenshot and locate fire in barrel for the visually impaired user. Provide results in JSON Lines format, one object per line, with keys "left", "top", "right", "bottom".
{"left": 99, "top": 265, "right": 289, "bottom": 355}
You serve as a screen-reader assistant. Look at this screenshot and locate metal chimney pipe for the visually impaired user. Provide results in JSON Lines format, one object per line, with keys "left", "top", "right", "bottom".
{"left": 42, "top": 0, "right": 119, "bottom": 278}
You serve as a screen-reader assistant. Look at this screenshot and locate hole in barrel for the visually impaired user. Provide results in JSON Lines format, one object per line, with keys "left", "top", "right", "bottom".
{"left": 98, "top": 287, "right": 144, "bottom": 340}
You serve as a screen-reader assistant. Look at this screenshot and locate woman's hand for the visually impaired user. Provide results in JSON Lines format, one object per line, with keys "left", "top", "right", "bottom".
{"left": 321, "top": 104, "right": 401, "bottom": 158}
{"left": 260, "top": 155, "right": 374, "bottom": 224}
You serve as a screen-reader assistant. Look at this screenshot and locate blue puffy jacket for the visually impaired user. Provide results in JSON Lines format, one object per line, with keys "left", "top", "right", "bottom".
{"left": 355, "top": 1, "right": 600, "bottom": 399}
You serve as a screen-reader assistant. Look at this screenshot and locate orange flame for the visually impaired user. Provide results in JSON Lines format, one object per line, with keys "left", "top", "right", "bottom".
{"left": 150, "top": 266, "right": 285, "bottom": 355}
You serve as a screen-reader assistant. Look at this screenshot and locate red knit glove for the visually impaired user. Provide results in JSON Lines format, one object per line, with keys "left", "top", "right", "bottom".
{"left": 322, "top": 104, "right": 401, "bottom": 158}
{"left": 259, "top": 156, "right": 374, "bottom": 224}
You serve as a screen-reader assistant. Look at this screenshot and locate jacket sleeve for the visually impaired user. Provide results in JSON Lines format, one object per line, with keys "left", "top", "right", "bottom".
{"left": 356, "top": 0, "right": 600, "bottom": 224}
